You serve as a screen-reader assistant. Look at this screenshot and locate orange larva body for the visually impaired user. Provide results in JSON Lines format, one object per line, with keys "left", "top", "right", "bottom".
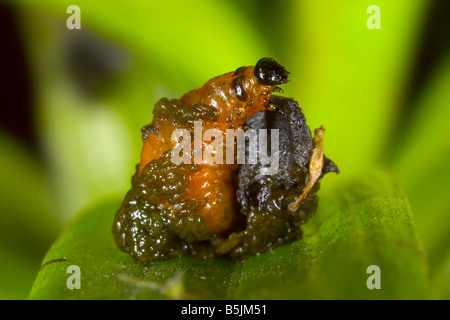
{"left": 137, "top": 59, "right": 289, "bottom": 234}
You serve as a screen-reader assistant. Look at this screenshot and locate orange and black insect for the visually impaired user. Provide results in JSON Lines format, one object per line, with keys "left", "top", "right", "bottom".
{"left": 112, "top": 58, "right": 338, "bottom": 262}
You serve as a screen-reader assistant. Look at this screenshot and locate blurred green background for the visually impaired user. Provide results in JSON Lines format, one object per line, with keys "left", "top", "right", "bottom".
{"left": 0, "top": 0, "right": 448, "bottom": 299}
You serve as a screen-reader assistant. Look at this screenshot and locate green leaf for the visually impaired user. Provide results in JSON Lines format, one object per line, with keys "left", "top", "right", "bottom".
{"left": 29, "top": 170, "right": 430, "bottom": 299}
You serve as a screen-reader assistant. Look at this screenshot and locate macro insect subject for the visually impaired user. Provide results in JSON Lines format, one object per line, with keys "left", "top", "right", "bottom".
{"left": 112, "top": 57, "right": 339, "bottom": 262}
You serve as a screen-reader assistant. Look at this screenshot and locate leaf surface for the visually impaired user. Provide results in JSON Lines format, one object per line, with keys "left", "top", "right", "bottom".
{"left": 29, "top": 170, "right": 430, "bottom": 299}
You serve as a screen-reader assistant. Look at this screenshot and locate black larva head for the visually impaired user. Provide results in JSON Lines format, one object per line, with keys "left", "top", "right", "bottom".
{"left": 254, "top": 57, "right": 290, "bottom": 86}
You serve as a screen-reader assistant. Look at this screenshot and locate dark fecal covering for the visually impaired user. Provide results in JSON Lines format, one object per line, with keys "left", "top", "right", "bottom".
{"left": 113, "top": 98, "right": 223, "bottom": 262}
{"left": 112, "top": 153, "right": 217, "bottom": 262}
{"left": 152, "top": 97, "right": 218, "bottom": 127}
{"left": 141, "top": 97, "right": 218, "bottom": 140}
{"left": 218, "top": 96, "right": 338, "bottom": 261}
